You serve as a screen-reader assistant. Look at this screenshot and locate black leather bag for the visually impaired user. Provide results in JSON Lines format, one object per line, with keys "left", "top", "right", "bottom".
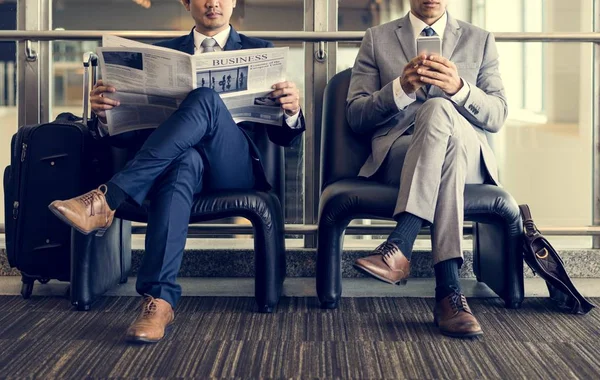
{"left": 520, "top": 204, "right": 595, "bottom": 314}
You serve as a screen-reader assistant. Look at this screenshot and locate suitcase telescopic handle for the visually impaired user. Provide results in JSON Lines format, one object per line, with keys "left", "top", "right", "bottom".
{"left": 82, "top": 52, "right": 99, "bottom": 125}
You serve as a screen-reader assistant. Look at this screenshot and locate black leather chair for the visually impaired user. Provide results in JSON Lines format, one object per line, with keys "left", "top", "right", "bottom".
{"left": 316, "top": 68, "right": 524, "bottom": 309}
{"left": 72, "top": 125, "right": 286, "bottom": 313}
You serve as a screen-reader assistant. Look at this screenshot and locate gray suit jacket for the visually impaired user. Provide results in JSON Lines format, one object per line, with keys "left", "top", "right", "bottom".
{"left": 346, "top": 13, "right": 508, "bottom": 183}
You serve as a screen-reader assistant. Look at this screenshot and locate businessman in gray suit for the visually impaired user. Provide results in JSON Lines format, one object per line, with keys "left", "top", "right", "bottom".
{"left": 350, "top": 0, "right": 507, "bottom": 338}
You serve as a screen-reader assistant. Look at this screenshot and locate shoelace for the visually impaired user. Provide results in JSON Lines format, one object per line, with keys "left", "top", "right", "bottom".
{"left": 142, "top": 297, "right": 158, "bottom": 318}
{"left": 78, "top": 192, "right": 100, "bottom": 216}
{"left": 76, "top": 185, "right": 107, "bottom": 217}
{"left": 375, "top": 241, "right": 400, "bottom": 259}
{"left": 449, "top": 291, "right": 470, "bottom": 313}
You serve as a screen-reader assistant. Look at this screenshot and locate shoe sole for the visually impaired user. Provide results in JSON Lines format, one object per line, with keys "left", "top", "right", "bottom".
{"left": 434, "top": 319, "right": 484, "bottom": 339}
{"left": 439, "top": 329, "right": 484, "bottom": 339}
{"left": 353, "top": 264, "right": 408, "bottom": 286}
{"left": 126, "top": 324, "right": 173, "bottom": 344}
{"left": 48, "top": 204, "right": 108, "bottom": 237}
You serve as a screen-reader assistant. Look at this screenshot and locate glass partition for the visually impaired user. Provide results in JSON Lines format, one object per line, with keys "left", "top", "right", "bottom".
{"left": 0, "top": 0, "right": 18, "bottom": 226}
{"left": 473, "top": 0, "right": 595, "bottom": 231}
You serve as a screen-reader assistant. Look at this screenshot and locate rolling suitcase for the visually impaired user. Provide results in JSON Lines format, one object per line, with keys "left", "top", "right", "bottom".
{"left": 3, "top": 53, "right": 131, "bottom": 304}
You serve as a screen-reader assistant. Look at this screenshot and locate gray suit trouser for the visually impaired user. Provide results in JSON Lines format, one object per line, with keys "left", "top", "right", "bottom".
{"left": 377, "top": 98, "right": 488, "bottom": 265}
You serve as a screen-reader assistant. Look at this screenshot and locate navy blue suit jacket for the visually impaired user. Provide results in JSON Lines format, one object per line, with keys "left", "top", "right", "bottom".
{"left": 155, "top": 27, "right": 305, "bottom": 191}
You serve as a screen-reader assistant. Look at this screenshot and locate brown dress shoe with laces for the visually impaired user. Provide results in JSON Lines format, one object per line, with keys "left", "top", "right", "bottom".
{"left": 48, "top": 184, "right": 115, "bottom": 236}
{"left": 434, "top": 292, "right": 483, "bottom": 338}
{"left": 126, "top": 296, "right": 174, "bottom": 344}
{"left": 353, "top": 241, "right": 410, "bottom": 285}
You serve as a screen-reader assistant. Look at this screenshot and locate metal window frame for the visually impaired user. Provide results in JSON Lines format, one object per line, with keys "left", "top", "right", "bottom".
{"left": 4, "top": 30, "right": 600, "bottom": 42}
{"left": 594, "top": 0, "right": 600, "bottom": 248}
{"left": 17, "top": 0, "right": 51, "bottom": 126}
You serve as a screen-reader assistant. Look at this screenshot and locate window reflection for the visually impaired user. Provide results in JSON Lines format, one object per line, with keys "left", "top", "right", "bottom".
{"left": 0, "top": 0, "right": 17, "bottom": 226}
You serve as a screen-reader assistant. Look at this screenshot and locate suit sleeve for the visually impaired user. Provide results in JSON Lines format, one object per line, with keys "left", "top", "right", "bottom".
{"left": 262, "top": 39, "right": 305, "bottom": 146}
{"left": 456, "top": 32, "right": 508, "bottom": 133}
{"left": 265, "top": 110, "right": 305, "bottom": 147}
{"left": 346, "top": 28, "right": 406, "bottom": 135}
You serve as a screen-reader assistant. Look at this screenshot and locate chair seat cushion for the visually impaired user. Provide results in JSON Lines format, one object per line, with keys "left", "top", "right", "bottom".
{"left": 319, "top": 178, "right": 521, "bottom": 233}
{"left": 115, "top": 189, "right": 280, "bottom": 224}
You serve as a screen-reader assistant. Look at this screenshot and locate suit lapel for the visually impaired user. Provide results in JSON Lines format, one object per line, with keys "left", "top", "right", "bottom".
{"left": 442, "top": 13, "right": 462, "bottom": 60}
{"left": 395, "top": 14, "right": 416, "bottom": 64}
{"left": 223, "top": 26, "right": 243, "bottom": 51}
{"left": 180, "top": 28, "right": 195, "bottom": 55}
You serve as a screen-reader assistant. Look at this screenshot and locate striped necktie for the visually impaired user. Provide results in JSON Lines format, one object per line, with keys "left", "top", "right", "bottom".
{"left": 422, "top": 27, "right": 436, "bottom": 37}
{"left": 201, "top": 38, "right": 217, "bottom": 53}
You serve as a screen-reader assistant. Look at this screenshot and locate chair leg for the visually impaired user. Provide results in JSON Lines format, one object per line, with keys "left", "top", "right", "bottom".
{"left": 316, "top": 220, "right": 349, "bottom": 310}
{"left": 471, "top": 223, "right": 482, "bottom": 282}
{"left": 250, "top": 194, "right": 285, "bottom": 313}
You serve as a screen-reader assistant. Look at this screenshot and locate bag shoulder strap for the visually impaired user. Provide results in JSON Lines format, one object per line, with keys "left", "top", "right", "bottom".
{"left": 519, "top": 204, "right": 540, "bottom": 239}
{"left": 519, "top": 204, "right": 533, "bottom": 222}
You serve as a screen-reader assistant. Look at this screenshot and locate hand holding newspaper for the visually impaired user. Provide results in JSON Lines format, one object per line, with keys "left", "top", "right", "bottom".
{"left": 96, "top": 35, "right": 289, "bottom": 136}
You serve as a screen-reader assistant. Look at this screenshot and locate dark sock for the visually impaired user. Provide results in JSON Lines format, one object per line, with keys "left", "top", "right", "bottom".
{"left": 434, "top": 258, "right": 462, "bottom": 301}
{"left": 387, "top": 212, "right": 423, "bottom": 260}
{"left": 105, "top": 181, "right": 127, "bottom": 211}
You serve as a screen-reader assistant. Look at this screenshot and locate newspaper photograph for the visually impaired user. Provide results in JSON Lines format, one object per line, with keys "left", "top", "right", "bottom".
{"left": 96, "top": 35, "right": 288, "bottom": 135}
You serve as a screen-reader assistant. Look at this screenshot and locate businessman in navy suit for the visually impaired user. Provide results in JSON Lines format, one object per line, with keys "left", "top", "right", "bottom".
{"left": 49, "top": 0, "right": 304, "bottom": 343}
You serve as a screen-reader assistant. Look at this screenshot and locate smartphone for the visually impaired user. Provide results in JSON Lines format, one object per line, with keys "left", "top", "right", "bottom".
{"left": 416, "top": 36, "right": 442, "bottom": 57}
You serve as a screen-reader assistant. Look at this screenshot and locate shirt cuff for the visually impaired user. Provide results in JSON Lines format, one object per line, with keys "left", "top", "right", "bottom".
{"left": 392, "top": 77, "right": 416, "bottom": 111}
{"left": 284, "top": 110, "right": 302, "bottom": 129}
{"left": 97, "top": 118, "right": 109, "bottom": 137}
{"left": 449, "top": 79, "right": 470, "bottom": 106}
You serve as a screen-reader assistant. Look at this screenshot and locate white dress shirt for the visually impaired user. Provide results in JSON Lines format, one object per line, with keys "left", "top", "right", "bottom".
{"left": 392, "top": 12, "right": 470, "bottom": 111}
{"left": 193, "top": 26, "right": 230, "bottom": 53}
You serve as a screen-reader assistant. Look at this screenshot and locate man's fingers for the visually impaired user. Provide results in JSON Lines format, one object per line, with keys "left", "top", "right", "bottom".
{"left": 94, "top": 104, "right": 116, "bottom": 111}
{"left": 92, "top": 96, "right": 120, "bottom": 107}
{"left": 281, "top": 103, "right": 299, "bottom": 113}
{"left": 428, "top": 55, "right": 454, "bottom": 69}
{"left": 270, "top": 87, "right": 298, "bottom": 99}
{"left": 271, "top": 81, "right": 296, "bottom": 90}
{"left": 417, "top": 67, "right": 449, "bottom": 81}
{"left": 421, "top": 59, "right": 452, "bottom": 75}
{"left": 277, "top": 94, "right": 299, "bottom": 104}
{"left": 91, "top": 86, "right": 116, "bottom": 96}
{"left": 409, "top": 54, "right": 427, "bottom": 66}
{"left": 420, "top": 75, "right": 445, "bottom": 88}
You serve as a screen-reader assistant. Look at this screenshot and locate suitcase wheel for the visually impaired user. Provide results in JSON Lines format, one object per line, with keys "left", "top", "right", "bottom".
{"left": 20, "top": 277, "right": 34, "bottom": 299}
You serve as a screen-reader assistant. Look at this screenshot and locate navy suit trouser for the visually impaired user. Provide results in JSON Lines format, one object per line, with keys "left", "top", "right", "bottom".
{"left": 109, "top": 88, "right": 255, "bottom": 308}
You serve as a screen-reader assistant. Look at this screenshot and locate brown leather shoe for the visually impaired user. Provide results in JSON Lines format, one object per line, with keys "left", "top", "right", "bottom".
{"left": 126, "top": 296, "right": 174, "bottom": 344}
{"left": 353, "top": 241, "right": 410, "bottom": 285}
{"left": 434, "top": 292, "right": 483, "bottom": 338}
{"left": 48, "top": 184, "right": 115, "bottom": 236}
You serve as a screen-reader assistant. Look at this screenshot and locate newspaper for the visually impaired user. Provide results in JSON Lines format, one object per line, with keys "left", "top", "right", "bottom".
{"left": 96, "top": 35, "right": 288, "bottom": 135}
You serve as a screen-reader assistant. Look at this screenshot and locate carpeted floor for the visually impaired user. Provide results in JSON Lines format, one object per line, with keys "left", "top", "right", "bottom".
{"left": 0, "top": 296, "right": 599, "bottom": 379}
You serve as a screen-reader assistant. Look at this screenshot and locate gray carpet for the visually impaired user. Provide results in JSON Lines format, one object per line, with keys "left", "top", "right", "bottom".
{"left": 0, "top": 296, "right": 599, "bottom": 379}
